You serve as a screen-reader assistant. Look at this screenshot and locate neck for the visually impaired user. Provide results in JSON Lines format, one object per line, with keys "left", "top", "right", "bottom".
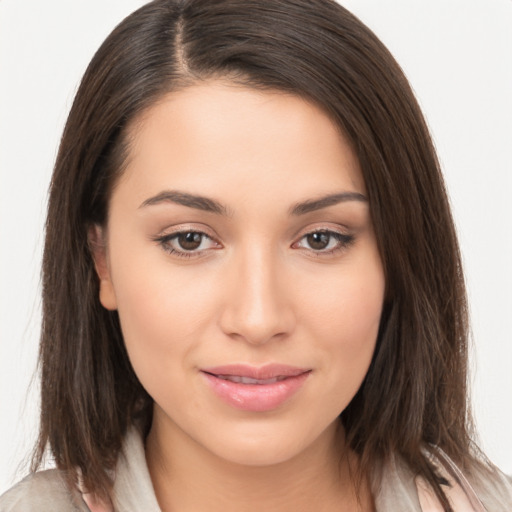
{"left": 145, "top": 414, "right": 374, "bottom": 512}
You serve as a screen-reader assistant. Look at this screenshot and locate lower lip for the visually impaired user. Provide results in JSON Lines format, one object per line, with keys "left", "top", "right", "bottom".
{"left": 201, "top": 371, "right": 310, "bottom": 412}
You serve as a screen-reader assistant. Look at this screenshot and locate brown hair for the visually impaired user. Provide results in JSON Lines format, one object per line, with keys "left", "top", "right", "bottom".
{"left": 35, "top": 0, "right": 483, "bottom": 509}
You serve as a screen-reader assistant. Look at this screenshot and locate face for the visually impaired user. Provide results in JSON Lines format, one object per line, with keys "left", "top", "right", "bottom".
{"left": 93, "top": 81, "right": 385, "bottom": 467}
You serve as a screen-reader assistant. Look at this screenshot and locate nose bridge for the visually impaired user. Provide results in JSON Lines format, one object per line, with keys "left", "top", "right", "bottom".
{"left": 219, "top": 241, "right": 294, "bottom": 344}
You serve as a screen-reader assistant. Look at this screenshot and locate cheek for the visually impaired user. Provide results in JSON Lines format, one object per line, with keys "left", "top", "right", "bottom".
{"left": 108, "top": 253, "right": 221, "bottom": 390}
{"left": 299, "top": 256, "right": 384, "bottom": 396}
{"left": 303, "top": 260, "right": 383, "bottom": 342}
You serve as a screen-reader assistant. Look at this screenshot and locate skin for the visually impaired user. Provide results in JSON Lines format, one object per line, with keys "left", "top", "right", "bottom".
{"left": 92, "top": 80, "right": 384, "bottom": 511}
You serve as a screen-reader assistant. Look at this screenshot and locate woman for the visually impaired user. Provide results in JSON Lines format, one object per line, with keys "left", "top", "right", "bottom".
{"left": 1, "top": 0, "right": 511, "bottom": 510}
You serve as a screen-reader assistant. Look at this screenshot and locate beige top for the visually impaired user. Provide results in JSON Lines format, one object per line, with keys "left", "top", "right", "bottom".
{"left": 1, "top": 429, "right": 511, "bottom": 511}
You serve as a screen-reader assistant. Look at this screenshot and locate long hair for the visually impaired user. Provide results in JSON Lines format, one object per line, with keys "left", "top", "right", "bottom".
{"left": 35, "top": 1, "right": 480, "bottom": 508}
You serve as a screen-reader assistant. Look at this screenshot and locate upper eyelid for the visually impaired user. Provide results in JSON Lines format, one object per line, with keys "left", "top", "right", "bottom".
{"left": 292, "top": 223, "right": 352, "bottom": 240}
{"left": 154, "top": 224, "right": 218, "bottom": 239}
{"left": 154, "top": 230, "right": 220, "bottom": 259}
{"left": 293, "top": 229, "right": 354, "bottom": 245}
{"left": 152, "top": 223, "right": 353, "bottom": 245}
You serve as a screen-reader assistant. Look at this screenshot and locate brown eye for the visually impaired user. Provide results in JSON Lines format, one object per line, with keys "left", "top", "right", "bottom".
{"left": 155, "top": 229, "right": 221, "bottom": 258}
{"left": 177, "top": 232, "right": 203, "bottom": 251}
{"left": 294, "top": 229, "right": 355, "bottom": 254}
{"left": 306, "top": 232, "right": 330, "bottom": 250}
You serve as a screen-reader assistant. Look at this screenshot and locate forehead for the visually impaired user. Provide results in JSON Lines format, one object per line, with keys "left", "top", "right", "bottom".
{"left": 115, "top": 80, "right": 365, "bottom": 207}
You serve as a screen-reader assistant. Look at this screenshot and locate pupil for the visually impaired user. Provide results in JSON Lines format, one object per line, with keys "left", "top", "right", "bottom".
{"left": 307, "top": 232, "right": 329, "bottom": 250}
{"left": 178, "top": 232, "right": 202, "bottom": 250}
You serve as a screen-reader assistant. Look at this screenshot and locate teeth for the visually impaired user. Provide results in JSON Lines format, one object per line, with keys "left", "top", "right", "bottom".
{"left": 217, "top": 374, "right": 288, "bottom": 385}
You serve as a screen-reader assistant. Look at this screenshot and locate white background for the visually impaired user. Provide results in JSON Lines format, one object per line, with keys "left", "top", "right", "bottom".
{"left": 1, "top": 0, "right": 511, "bottom": 496}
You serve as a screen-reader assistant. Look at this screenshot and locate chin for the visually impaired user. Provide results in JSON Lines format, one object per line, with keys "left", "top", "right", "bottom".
{"left": 210, "top": 436, "right": 307, "bottom": 467}
{"left": 200, "top": 417, "right": 335, "bottom": 468}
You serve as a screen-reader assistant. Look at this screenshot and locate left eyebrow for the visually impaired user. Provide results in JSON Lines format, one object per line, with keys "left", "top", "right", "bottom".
{"left": 289, "top": 192, "right": 368, "bottom": 215}
{"left": 139, "top": 190, "right": 230, "bottom": 216}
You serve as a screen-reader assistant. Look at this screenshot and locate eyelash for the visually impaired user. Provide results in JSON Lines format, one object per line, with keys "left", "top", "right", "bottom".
{"left": 292, "top": 230, "right": 355, "bottom": 256}
{"left": 153, "top": 229, "right": 355, "bottom": 259}
{"left": 152, "top": 230, "right": 220, "bottom": 259}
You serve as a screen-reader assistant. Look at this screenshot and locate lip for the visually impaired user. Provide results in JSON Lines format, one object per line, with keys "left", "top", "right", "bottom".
{"left": 200, "top": 364, "right": 311, "bottom": 412}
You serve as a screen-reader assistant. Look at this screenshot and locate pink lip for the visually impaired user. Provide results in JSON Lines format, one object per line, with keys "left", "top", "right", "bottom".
{"left": 201, "top": 364, "right": 311, "bottom": 412}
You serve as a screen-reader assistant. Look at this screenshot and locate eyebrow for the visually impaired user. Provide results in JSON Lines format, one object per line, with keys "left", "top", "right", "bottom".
{"left": 289, "top": 192, "right": 368, "bottom": 215}
{"left": 139, "top": 190, "right": 230, "bottom": 216}
{"left": 139, "top": 190, "right": 367, "bottom": 216}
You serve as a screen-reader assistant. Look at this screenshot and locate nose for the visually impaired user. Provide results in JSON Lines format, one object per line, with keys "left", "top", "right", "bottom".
{"left": 218, "top": 246, "right": 296, "bottom": 345}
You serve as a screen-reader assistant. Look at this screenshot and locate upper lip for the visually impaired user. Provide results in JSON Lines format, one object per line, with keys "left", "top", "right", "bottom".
{"left": 201, "top": 364, "right": 311, "bottom": 380}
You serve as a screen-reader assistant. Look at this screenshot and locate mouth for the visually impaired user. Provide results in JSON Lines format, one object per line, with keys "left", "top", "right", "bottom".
{"left": 201, "top": 363, "right": 310, "bottom": 380}
{"left": 208, "top": 374, "right": 292, "bottom": 385}
{"left": 200, "top": 364, "right": 311, "bottom": 412}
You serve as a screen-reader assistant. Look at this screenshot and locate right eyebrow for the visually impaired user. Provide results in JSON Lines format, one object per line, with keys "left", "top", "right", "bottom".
{"left": 139, "top": 190, "right": 231, "bottom": 216}
{"left": 289, "top": 191, "right": 368, "bottom": 216}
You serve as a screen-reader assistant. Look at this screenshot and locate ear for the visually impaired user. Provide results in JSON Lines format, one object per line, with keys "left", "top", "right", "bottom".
{"left": 88, "top": 225, "right": 118, "bottom": 311}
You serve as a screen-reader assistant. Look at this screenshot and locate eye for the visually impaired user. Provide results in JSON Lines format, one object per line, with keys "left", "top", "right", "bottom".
{"left": 154, "top": 230, "right": 220, "bottom": 257}
{"left": 294, "top": 230, "right": 354, "bottom": 254}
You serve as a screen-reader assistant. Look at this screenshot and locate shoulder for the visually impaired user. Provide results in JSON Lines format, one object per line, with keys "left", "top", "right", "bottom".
{"left": 469, "top": 464, "right": 512, "bottom": 511}
{"left": 374, "top": 450, "right": 512, "bottom": 511}
{"left": 0, "top": 469, "right": 89, "bottom": 512}
{"left": 425, "top": 448, "right": 512, "bottom": 511}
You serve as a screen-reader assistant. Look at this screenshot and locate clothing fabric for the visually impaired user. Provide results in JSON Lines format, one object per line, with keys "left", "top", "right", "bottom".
{"left": 1, "top": 428, "right": 511, "bottom": 511}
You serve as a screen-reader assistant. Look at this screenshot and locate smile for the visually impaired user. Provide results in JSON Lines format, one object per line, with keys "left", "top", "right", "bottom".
{"left": 200, "top": 364, "right": 311, "bottom": 412}
{"left": 214, "top": 375, "right": 290, "bottom": 384}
